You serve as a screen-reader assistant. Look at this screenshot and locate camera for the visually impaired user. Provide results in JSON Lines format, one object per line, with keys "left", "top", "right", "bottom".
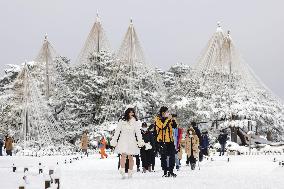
{"left": 172, "top": 114, "right": 177, "bottom": 118}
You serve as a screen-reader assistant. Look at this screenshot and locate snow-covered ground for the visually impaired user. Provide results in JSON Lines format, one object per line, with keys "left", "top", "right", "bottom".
{"left": 1, "top": 152, "right": 284, "bottom": 189}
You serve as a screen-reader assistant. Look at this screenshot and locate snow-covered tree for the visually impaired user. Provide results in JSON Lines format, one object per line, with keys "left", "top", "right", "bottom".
{"left": 100, "top": 20, "right": 165, "bottom": 123}
{"left": 170, "top": 23, "right": 284, "bottom": 141}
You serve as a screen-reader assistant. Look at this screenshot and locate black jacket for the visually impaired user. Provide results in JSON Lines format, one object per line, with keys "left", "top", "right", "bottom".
{"left": 141, "top": 130, "right": 156, "bottom": 151}
{"left": 218, "top": 133, "right": 228, "bottom": 145}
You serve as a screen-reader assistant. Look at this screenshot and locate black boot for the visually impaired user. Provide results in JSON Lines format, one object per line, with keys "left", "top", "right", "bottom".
{"left": 190, "top": 163, "right": 196, "bottom": 170}
{"left": 168, "top": 170, "right": 177, "bottom": 177}
{"left": 162, "top": 170, "right": 168, "bottom": 177}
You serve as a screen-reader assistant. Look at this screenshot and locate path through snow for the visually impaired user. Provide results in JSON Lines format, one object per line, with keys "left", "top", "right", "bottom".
{"left": 1, "top": 154, "right": 284, "bottom": 189}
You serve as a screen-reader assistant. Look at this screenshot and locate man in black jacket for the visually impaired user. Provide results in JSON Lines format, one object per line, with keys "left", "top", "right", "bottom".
{"left": 218, "top": 130, "right": 228, "bottom": 156}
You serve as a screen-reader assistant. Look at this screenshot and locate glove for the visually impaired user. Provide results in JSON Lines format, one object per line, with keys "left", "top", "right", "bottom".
{"left": 110, "top": 139, "right": 117, "bottom": 147}
{"left": 138, "top": 141, "right": 145, "bottom": 148}
{"left": 145, "top": 142, "right": 152, "bottom": 150}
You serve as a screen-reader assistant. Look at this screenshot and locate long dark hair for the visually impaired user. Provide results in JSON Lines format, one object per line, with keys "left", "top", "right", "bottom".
{"left": 122, "top": 108, "right": 138, "bottom": 121}
{"left": 159, "top": 106, "right": 168, "bottom": 116}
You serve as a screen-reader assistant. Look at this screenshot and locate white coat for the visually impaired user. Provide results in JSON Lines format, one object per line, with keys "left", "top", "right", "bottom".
{"left": 110, "top": 118, "right": 144, "bottom": 155}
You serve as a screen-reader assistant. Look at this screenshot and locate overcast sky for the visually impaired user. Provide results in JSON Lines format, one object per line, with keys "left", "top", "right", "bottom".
{"left": 0, "top": 0, "right": 284, "bottom": 99}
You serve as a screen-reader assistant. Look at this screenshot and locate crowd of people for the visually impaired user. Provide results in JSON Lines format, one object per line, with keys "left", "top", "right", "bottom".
{"left": 109, "top": 106, "right": 229, "bottom": 179}
{"left": 0, "top": 106, "right": 229, "bottom": 180}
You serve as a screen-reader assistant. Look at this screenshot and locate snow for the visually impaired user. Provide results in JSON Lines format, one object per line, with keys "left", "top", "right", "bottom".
{"left": 174, "top": 97, "right": 189, "bottom": 108}
{"left": 106, "top": 122, "right": 118, "bottom": 131}
{"left": 1, "top": 153, "right": 284, "bottom": 189}
{"left": 0, "top": 18, "right": 284, "bottom": 189}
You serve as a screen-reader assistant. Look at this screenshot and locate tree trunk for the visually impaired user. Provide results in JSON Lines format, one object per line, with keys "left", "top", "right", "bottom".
{"left": 237, "top": 128, "right": 248, "bottom": 146}
{"left": 230, "top": 127, "right": 238, "bottom": 143}
{"left": 267, "top": 130, "right": 273, "bottom": 141}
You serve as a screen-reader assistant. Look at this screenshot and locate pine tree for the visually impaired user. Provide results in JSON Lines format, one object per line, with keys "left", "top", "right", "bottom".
{"left": 100, "top": 19, "right": 165, "bottom": 124}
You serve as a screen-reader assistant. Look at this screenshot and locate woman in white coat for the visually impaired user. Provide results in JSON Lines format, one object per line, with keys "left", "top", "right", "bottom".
{"left": 110, "top": 107, "right": 144, "bottom": 178}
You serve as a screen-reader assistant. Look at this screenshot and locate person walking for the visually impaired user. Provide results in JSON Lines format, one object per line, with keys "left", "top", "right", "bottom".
{"left": 200, "top": 130, "right": 210, "bottom": 157}
{"left": 177, "top": 144, "right": 182, "bottom": 170}
{"left": 191, "top": 122, "right": 203, "bottom": 161}
{"left": 110, "top": 107, "right": 144, "bottom": 179}
{"left": 99, "top": 136, "right": 108, "bottom": 159}
{"left": 173, "top": 127, "right": 182, "bottom": 171}
{"left": 218, "top": 130, "right": 228, "bottom": 156}
{"left": 185, "top": 127, "right": 199, "bottom": 170}
{"left": 154, "top": 106, "right": 177, "bottom": 177}
{"left": 148, "top": 124, "right": 157, "bottom": 171}
{"left": 4, "top": 135, "right": 13, "bottom": 156}
{"left": 80, "top": 131, "right": 89, "bottom": 156}
{"left": 140, "top": 122, "right": 154, "bottom": 173}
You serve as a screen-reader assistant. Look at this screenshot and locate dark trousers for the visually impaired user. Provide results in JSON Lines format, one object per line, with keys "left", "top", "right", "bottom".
{"left": 220, "top": 144, "right": 226, "bottom": 155}
{"left": 0, "top": 147, "right": 2, "bottom": 156}
{"left": 159, "top": 142, "right": 175, "bottom": 172}
{"left": 140, "top": 149, "right": 152, "bottom": 169}
{"left": 186, "top": 155, "right": 196, "bottom": 165}
{"left": 199, "top": 151, "right": 203, "bottom": 162}
{"left": 6, "top": 150, "right": 12, "bottom": 156}
{"left": 151, "top": 150, "right": 156, "bottom": 170}
{"left": 201, "top": 148, "right": 209, "bottom": 156}
{"left": 136, "top": 155, "right": 140, "bottom": 169}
